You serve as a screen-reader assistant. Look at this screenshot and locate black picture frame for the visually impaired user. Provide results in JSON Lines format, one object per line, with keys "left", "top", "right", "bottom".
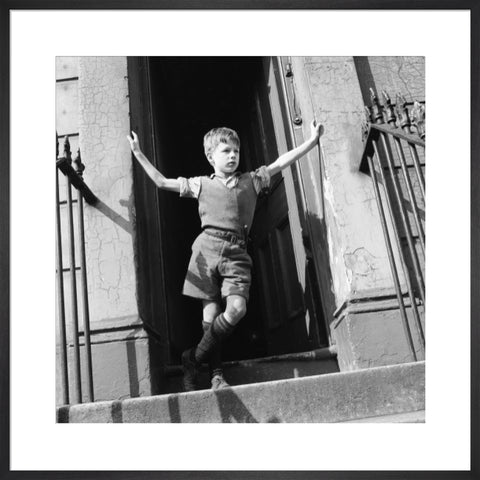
{"left": 1, "top": 2, "right": 478, "bottom": 479}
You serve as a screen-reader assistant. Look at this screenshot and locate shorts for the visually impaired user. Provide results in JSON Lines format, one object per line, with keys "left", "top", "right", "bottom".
{"left": 182, "top": 231, "right": 252, "bottom": 302}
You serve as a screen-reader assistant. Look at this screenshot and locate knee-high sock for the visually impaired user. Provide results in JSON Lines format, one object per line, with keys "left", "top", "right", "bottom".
{"left": 195, "top": 313, "right": 235, "bottom": 365}
{"left": 203, "top": 321, "right": 222, "bottom": 375}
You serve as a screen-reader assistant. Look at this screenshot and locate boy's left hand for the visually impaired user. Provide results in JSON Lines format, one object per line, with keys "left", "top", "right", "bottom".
{"left": 310, "top": 119, "right": 323, "bottom": 142}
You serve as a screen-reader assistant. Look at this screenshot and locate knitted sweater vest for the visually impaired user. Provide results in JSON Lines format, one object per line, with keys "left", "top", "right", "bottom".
{"left": 198, "top": 174, "right": 258, "bottom": 235}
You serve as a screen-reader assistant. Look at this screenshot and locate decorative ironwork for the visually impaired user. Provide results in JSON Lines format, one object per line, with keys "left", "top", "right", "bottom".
{"left": 410, "top": 101, "right": 426, "bottom": 140}
{"left": 365, "top": 151, "right": 418, "bottom": 361}
{"left": 382, "top": 91, "right": 396, "bottom": 125}
{"left": 395, "top": 94, "right": 411, "bottom": 131}
{"left": 369, "top": 88, "right": 384, "bottom": 124}
{"left": 56, "top": 133, "right": 96, "bottom": 405}
{"left": 63, "top": 135, "right": 72, "bottom": 164}
{"left": 64, "top": 150, "right": 82, "bottom": 404}
{"left": 57, "top": 137, "right": 97, "bottom": 206}
{"left": 362, "top": 107, "right": 372, "bottom": 142}
{"left": 359, "top": 88, "right": 426, "bottom": 360}
{"left": 73, "top": 145, "right": 94, "bottom": 403}
{"left": 73, "top": 148, "right": 85, "bottom": 177}
{"left": 56, "top": 167, "right": 69, "bottom": 405}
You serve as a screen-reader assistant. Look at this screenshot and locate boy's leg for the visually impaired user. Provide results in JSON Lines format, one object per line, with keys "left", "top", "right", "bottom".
{"left": 181, "top": 300, "right": 220, "bottom": 392}
{"left": 224, "top": 294, "right": 247, "bottom": 326}
{"left": 202, "top": 300, "right": 222, "bottom": 373}
{"left": 194, "top": 295, "right": 246, "bottom": 364}
{"left": 202, "top": 300, "right": 221, "bottom": 326}
{"left": 182, "top": 295, "right": 246, "bottom": 391}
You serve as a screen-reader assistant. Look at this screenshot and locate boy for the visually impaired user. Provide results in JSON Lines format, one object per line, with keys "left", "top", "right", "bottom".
{"left": 127, "top": 120, "right": 322, "bottom": 392}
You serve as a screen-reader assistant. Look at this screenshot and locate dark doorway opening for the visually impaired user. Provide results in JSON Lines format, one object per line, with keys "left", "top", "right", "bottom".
{"left": 147, "top": 57, "right": 322, "bottom": 364}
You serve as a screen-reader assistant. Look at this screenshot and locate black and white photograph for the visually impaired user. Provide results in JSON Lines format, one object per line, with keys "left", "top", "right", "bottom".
{"left": 3, "top": 6, "right": 476, "bottom": 477}
{"left": 55, "top": 55, "right": 426, "bottom": 424}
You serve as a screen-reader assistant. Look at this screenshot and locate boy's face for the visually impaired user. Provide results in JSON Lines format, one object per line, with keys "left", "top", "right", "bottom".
{"left": 208, "top": 141, "right": 240, "bottom": 177}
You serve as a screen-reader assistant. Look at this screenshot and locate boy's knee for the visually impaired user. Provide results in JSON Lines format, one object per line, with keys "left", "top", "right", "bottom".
{"left": 225, "top": 296, "right": 247, "bottom": 323}
{"left": 203, "top": 311, "right": 218, "bottom": 324}
{"left": 203, "top": 300, "right": 221, "bottom": 323}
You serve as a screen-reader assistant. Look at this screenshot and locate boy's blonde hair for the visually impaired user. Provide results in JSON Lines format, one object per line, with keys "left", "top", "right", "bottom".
{"left": 203, "top": 127, "right": 240, "bottom": 159}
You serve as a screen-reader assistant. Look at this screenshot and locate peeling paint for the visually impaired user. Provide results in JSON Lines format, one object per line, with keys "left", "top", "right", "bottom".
{"left": 344, "top": 247, "right": 377, "bottom": 277}
{"left": 300, "top": 57, "right": 410, "bottom": 303}
{"left": 78, "top": 57, "right": 138, "bottom": 323}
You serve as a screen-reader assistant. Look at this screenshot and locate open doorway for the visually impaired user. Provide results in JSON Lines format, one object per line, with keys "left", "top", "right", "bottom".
{"left": 146, "top": 57, "right": 325, "bottom": 364}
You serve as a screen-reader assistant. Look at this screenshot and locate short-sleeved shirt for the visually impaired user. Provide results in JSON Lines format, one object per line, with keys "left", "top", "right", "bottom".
{"left": 178, "top": 166, "right": 271, "bottom": 235}
{"left": 178, "top": 166, "right": 270, "bottom": 199}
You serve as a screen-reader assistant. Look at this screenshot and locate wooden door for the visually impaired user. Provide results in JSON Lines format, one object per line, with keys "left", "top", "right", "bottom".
{"left": 241, "top": 59, "right": 316, "bottom": 356}
{"left": 127, "top": 57, "right": 171, "bottom": 362}
{"left": 129, "top": 56, "right": 326, "bottom": 362}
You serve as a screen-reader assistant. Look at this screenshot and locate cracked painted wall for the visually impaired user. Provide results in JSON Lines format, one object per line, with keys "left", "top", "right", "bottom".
{"left": 290, "top": 56, "right": 425, "bottom": 369}
{"left": 293, "top": 56, "right": 399, "bottom": 309}
{"left": 366, "top": 56, "right": 424, "bottom": 103}
{"left": 55, "top": 57, "right": 157, "bottom": 404}
{"left": 78, "top": 57, "right": 138, "bottom": 324}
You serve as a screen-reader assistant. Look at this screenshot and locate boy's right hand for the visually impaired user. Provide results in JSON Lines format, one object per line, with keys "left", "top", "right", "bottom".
{"left": 127, "top": 131, "right": 141, "bottom": 154}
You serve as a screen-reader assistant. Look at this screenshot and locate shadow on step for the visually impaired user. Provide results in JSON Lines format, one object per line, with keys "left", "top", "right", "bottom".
{"left": 166, "top": 388, "right": 281, "bottom": 423}
{"left": 162, "top": 347, "right": 339, "bottom": 395}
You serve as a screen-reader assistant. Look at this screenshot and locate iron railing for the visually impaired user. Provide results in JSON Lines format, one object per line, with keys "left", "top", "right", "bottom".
{"left": 56, "top": 133, "right": 97, "bottom": 404}
{"left": 360, "top": 89, "right": 426, "bottom": 361}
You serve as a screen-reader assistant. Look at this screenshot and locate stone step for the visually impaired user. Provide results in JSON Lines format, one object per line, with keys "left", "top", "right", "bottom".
{"left": 57, "top": 360, "right": 425, "bottom": 423}
{"left": 340, "top": 410, "right": 425, "bottom": 423}
{"left": 161, "top": 347, "right": 339, "bottom": 394}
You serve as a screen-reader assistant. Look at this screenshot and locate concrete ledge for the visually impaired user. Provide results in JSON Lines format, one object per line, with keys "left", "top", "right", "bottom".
{"left": 340, "top": 409, "right": 425, "bottom": 423}
{"left": 57, "top": 360, "right": 425, "bottom": 423}
{"left": 333, "top": 306, "right": 425, "bottom": 370}
{"left": 162, "top": 347, "right": 339, "bottom": 394}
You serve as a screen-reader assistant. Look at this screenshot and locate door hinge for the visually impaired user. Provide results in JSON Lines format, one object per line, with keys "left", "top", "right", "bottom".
{"left": 285, "top": 63, "right": 293, "bottom": 78}
{"left": 284, "top": 62, "right": 302, "bottom": 126}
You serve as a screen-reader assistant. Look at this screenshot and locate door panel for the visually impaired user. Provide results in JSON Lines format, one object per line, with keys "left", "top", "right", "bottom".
{"left": 244, "top": 60, "right": 313, "bottom": 355}
{"left": 276, "top": 57, "right": 330, "bottom": 347}
{"left": 274, "top": 218, "right": 305, "bottom": 320}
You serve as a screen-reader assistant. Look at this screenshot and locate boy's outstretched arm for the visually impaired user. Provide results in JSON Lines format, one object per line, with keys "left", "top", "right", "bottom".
{"left": 266, "top": 120, "right": 323, "bottom": 176}
{"left": 127, "top": 131, "right": 181, "bottom": 193}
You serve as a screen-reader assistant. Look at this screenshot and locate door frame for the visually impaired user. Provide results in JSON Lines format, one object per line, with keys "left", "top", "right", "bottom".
{"left": 263, "top": 57, "right": 307, "bottom": 295}
{"left": 128, "top": 56, "right": 331, "bottom": 364}
{"left": 265, "top": 56, "right": 331, "bottom": 346}
{"left": 127, "top": 56, "right": 171, "bottom": 362}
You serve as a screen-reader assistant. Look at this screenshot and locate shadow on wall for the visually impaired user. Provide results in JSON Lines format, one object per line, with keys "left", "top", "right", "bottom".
{"left": 91, "top": 196, "right": 134, "bottom": 235}
{"left": 125, "top": 331, "right": 140, "bottom": 399}
{"left": 302, "top": 130, "right": 338, "bottom": 338}
{"left": 352, "top": 57, "right": 376, "bottom": 106}
{"left": 306, "top": 210, "right": 337, "bottom": 324}
{"left": 92, "top": 191, "right": 145, "bottom": 396}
